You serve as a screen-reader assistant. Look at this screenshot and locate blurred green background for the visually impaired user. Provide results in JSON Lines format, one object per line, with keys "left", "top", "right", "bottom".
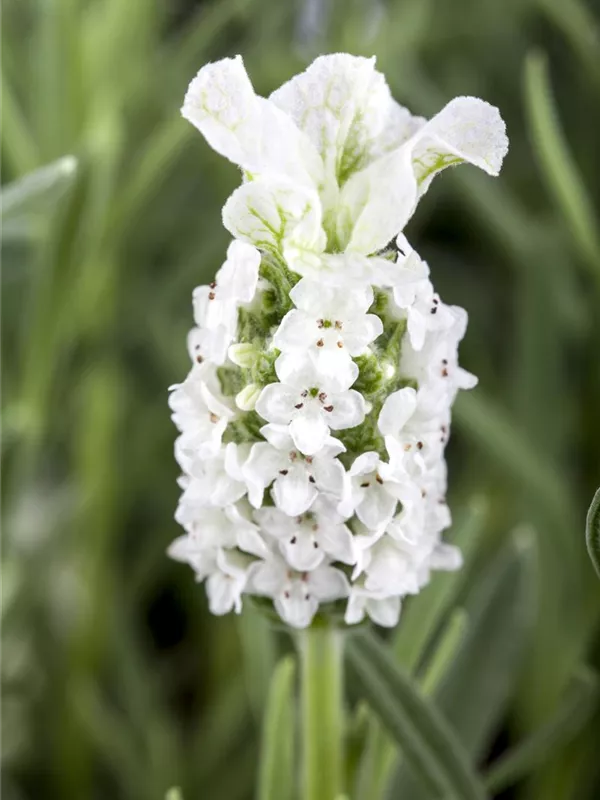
{"left": 2, "top": 0, "right": 600, "bottom": 798}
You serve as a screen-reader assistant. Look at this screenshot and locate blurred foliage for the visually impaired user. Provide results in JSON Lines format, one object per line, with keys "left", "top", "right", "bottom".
{"left": 2, "top": 0, "right": 600, "bottom": 798}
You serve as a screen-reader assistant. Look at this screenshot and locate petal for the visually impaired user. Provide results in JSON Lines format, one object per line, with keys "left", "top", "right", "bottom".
{"left": 222, "top": 178, "right": 326, "bottom": 258}
{"left": 409, "top": 96, "right": 508, "bottom": 195}
{"left": 318, "top": 523, "right": 356, "bottom": 565}
{"left": 344, "top": 591, "right": 367, "bottom": 625}
{"left": 429, "top": 543, "right": 463, "bottom": 571}
{"left": 254, "top": 506, "right": 297, "bottom": 539}
{"left": 310, "top": 349, "right": 359, "bottom": 393}
{"left": 270, "top": 54, "right": 393, "bottom": 184}
{"left": 308, "top": 565, "right": 350, "bottom": 602}
{"left": 276, "top": 584, "right": 319, "bottom": 629}
{"left": 312, "top": 456, "right": 347, "bottom": 498}
{"left": 260, "top": 423, "right": 295, "bottom": 451}
{"left": 206, "top": 568, "right": 245, "bottom": 615}
{"left": 273, "top": 309, "right": 314, "bottom": 351}
{"left": 182, "top": 55, "right": 322, "bottom": 185}
{"left": 378, "top": 387, "right": 418, "bottom": 437}
{"left": 221, "top": 239, "right": 261, "bottom": 304}
{"left": 337, "top": 146, "right": 418, "bottom": 254}
{"left": 247, "top": 558, "right": 284, "bottom": 595}
{"left": 275, "top": 352, "right": 319, "bottom": 388}
{"left": 327, "top": 390, "right": 366, "bottom": 430}
{"left": 255, "top": 383, "right": 298, "bottom": 425}
{"left": 356, "top": 486, "right": 397, "bottom": 531}
{"left": 343, "top": 314, "right": 384, "bottom": 354}
{"left": 349, "top": 451, "right": 380, "bottom": 478}
{"left": 280, "top": 535, "right": 324, "bottom": 572}
{"left": 290, "top": 410, "right": 329, "bottom": 456}
{"left": 272, "top": 466, "right": 317, "bottom": 516}
{"left": 367, "top": 595, "right": 401, "bottom": 627}
{"left": 243, "top": 442, "right": 286, "bottom": 507}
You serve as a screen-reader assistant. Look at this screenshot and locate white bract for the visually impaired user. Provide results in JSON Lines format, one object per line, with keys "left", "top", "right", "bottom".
{"left": 168, "top": 53, "right": 507, "bottom": 628}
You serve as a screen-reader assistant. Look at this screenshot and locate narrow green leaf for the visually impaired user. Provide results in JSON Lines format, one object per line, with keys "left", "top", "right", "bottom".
{"left": 391, "top": 530, "right": 536, "bottom": 798}
{"left": 1, "top": 156, "right": 78, "bottom": 241}
{"left": 257, "top": 655, "right": 296, "bottom": 800}
{"left": 585, "top": 487, "right": 600, "bottom": 579}
{"left": 485, "top": 666, "right": 598, "bottom": 792}
{"left": 420, "top": 609, "right": 469, "bottom": 696}
{"left": 393, "top": 497, "right": 487, "bottom": 673}
{"left": 348, "top": 631, "right": 487, "bottom": 800}
{"left": 524, "top": 50, "right": 600, "bottom": 285}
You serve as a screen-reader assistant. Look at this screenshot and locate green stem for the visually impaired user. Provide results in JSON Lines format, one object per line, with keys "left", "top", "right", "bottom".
{"left": 299, "top": 625, "right": 344, "bottom": 800}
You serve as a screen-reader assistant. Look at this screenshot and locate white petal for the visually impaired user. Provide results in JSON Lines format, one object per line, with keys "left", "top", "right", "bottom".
{"left": 409, "top": 96, "right": 508, "bottom": 195}
{"left": 273, "top": 309, "right": 314, "bottom": 351}
{"left": 276, "top": 585, "right": 319, "bottom": 629}
{"left": 309, "top": 349, "right": 359, "bottom": 393}
{"left": 327, "top": 390, "right": 366, "bottom": 430}
{"left": 356, "top": 486, "right": 397, "bottom": 531}
{"left": 221, "top": 239, "right": 261, "bottom": 303}
{"left": 308, "top": 565, "right": 350, "bottom": 602}
{"left": 342, "top": 314, "right": 383, "bottom": 355}
{"left": 429, "top": 543, "right": 463, "bottom": 571}
{"left": 337, "top": 146, "right": 417, "bottom": 254}
{"left": 272, "top": 465, "right": 317, "bottom": 516}
{"left": 254, "top": 507, "right": 297, "bottom": 539}
{"left": 349, "top": 452, "right": 380, "bottom": 478}
{"left": 318, "top": 523, "right": 356, "bottom": 565}
{"left": 255, "top": 383, "right": 298, "bottom": 425}
{"left": 206, "top": 568, "right": 244, "bottom": 615}
{"left": 243, "top": 442, "right": 286, "bottom": 507}
{"left": 182, "top": 55, "right": 322, "bottom": 185}
{"left": 367, "top": 595, "right": 401, "bottom": 627}
{"left": 270, "top": 54, "right": 393, "bottom": 184}
{"left": 312, "top": 456, "right": 347, "bottom": 499}
{"left": 260, "top": 423, "right": 295, "bottom": 450}
{"left": 290, "top": 410, "right": 329, "bottom": 456}
{"left": 280, "top": 535, "right": 324, "bottom": 572}
{"left": 222, "top": 178, "right": 326, "bottom": 258}
{"left": 378, "top": 387, "right": 418, "bottom": 437}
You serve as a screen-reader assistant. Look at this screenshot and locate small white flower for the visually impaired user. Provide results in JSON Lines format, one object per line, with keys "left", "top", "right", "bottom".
{"left": 193, "top": 240, "right": 261, "bottom": 355}
{"left": 273, "top": 279, "right": 382, "bottom": 391}
{"left": 243, "top": 423, "right": 348, "bottom": 516}
{"left": 255, "top": 496, "right": 356, "bottom": 572}
{"left": 400, "top": 305, "right": 478, "bottom": 398}
{"left": 341, "top": 451, "right": 409, "bottom": 531}
{"left": 345, "top": 582, "right": 402, "bottom": 628}
{"left": 170, "top": 365, "right": 236, "bottom": 463}
{"left": 379, "top": 386, "right": 449, "bottom": 474}
{"left": 248, "top": 552, "right": 349, "bottom": 629}
{"left": 181, "top": 443, "right": 248, "bottom": 507}
{"left": 255, "top": 358, "right": 365, "bottom": 456}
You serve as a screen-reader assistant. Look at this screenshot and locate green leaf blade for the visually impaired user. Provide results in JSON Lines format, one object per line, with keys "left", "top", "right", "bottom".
{"left": 485, "top": 666, "right": 598, "bottom": 792}
{"left": 257, "top": 655, "right": 296, "bottom": 800}
{"left": 348, "top": 630, "right": 487, "bottom": 800}
{"left": 585, "top": 487, "right": 600, "bottom": 579}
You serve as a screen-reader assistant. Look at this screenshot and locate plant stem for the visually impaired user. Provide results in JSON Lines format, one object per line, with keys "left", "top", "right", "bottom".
{"left": 299, "top": 624, "right": 344, "bottom": 800}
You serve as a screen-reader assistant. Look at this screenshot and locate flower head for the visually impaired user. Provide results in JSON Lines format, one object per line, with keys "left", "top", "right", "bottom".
{"left": 168, "top": 53, "right": 507, "bottom": 629}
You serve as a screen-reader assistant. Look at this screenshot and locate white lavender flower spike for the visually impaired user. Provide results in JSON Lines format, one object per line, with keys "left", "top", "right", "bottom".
{"left": 169, "top": 53, "right": 508, "bottom": 629}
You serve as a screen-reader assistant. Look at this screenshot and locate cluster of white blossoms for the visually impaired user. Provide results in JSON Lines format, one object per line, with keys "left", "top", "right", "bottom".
{"left": 168, "top": 54, "right": 507, "bottom": 629}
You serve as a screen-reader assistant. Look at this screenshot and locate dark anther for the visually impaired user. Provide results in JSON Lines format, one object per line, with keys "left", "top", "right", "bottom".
{"left": 324, "top": 405, "right": 334, "bottom": 412}
{"left": 279, "top": 469, "right": 289, "bottom": 476}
